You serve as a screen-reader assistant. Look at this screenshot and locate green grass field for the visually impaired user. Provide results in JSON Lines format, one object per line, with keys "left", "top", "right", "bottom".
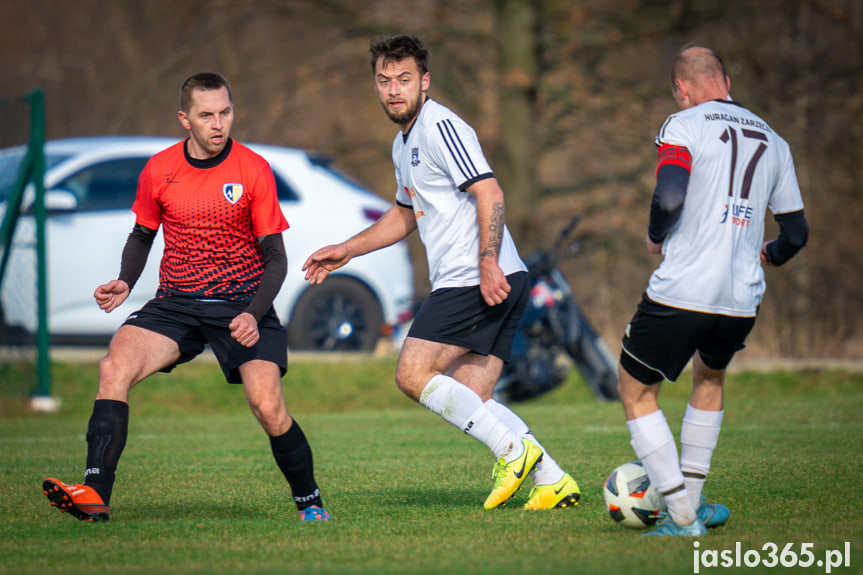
{"left": 0, "top": 356, "right": 861, "bottom": 574}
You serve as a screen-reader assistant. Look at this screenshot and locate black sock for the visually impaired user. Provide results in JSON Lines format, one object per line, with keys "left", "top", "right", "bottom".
{"left": 269, "top": 421, "right": 323, "bottom": 510}
{"left": 83, "top": 399, "right": 129, "bottom": 505}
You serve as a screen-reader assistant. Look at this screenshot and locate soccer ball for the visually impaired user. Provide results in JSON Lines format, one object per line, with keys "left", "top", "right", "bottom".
{"left": 602, "top": 461, "right": 667, "bottom": 529}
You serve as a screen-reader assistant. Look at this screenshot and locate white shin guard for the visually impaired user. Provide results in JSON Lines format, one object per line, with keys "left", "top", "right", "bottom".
{"left": 681, "top": 404, "right": 723, "bottom": 510}
{"left": 420, "top": 375, "right": 517, "bottom": 459}
{"left": 628, "top": 410, "right": 696, "bottom": 525}
{"left": 484, "top": 398, "right": 564, "bottom": 485}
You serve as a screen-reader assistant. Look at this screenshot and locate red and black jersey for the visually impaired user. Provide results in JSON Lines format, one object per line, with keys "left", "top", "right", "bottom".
{"left": 133, "top": 138, "right": 289, "bottom": 302}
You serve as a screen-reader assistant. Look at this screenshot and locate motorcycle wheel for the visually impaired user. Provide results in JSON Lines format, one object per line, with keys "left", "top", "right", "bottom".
{"left": 569, "top": 324, "right": 620, "bottom": 401}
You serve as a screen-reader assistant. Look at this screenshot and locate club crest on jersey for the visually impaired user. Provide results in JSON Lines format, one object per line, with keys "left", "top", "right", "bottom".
{"left": 223, "top": 183, "right": 243, "bottom": 204}
{"left": 410, "top": 147, "right": 421, "bottom": 167}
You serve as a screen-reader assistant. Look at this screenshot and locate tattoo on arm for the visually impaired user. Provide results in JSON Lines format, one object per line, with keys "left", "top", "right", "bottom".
{"left": 480, "top": 202, "right": 505, "bottom": 261}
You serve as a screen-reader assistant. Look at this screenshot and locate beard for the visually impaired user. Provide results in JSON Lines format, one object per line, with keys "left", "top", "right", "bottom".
{"left": 382, "top": 92, "right": 424, "bottom": 125}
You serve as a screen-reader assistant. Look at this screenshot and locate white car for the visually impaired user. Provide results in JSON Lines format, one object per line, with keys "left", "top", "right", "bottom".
{"left": 0, "top": 136, "right": 414, "bottom": 351}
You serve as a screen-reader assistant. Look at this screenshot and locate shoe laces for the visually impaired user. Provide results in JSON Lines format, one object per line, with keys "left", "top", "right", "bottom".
{"left": 653, "top": 510, "right": 670, "bottom": 526}
{"left": 299, "top": 506, "right": 330, "bottom": 521}
{"left": 491, "top": 460, "right": 508, "bottom": 488}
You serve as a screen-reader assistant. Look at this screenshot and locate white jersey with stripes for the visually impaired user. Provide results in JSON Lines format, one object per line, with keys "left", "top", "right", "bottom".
{"left": 393, "top": 98, "right": 526, "bottom": 291}
{"left": 648, "top": 99, "right": 805, "bottom": 317}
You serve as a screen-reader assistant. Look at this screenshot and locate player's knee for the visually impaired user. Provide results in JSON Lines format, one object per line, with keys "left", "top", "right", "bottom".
{"left": 97, "top": 355, "right": 132, "bottom": 396}
{"left": 394, "top": 370, "right": 411, "bottom": 396}
{"left": 394, "top": 368, "right": 423, "bottom": 402}
{"left": 250, "top": 397, "right": 288, "bottom": 431}
{"left": 619, "top": 380, "right": 663, "bottom": 422}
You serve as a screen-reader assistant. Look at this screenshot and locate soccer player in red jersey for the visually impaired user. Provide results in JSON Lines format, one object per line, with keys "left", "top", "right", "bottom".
{"left": 43, "top": 73, "right": 330, "bottom": 522}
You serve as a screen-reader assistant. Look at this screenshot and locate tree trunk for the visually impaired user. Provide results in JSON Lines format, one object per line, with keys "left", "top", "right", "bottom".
{"left": 495, "top": 0, "right": 538, "bottom": 243}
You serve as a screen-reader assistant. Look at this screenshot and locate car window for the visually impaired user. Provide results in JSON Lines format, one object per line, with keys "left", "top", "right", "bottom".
{"left": 57, "top": 157, "right": 149, "bottom": 212}
{"left": 275, "top": 173, "right": 299, "bottom": 202}
{"left": 0, "top": 147, "right": 70, "bottom": 202}
{"left": 0, "top": 147, "right": 28, "bottom": 203}
{"left": 308, "top": 154, "right": 381, "bottom": 200}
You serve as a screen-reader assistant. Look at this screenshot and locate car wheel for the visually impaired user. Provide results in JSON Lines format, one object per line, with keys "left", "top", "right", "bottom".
{"left": 287, "top": 277, "right": 384, "bottom": 352}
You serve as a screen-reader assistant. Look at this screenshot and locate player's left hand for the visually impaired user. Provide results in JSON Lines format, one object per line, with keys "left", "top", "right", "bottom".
{"left": 230, "top": 312, "right": 260, "bottom": 347}
{"left": 760, "top": 240, "right": 776, "bottom": 267}
{"left": 479, "top": 262, "right": 510, "bottom": 306}
{"left": 645, "top": 234, "right": 663, "bottom": 255}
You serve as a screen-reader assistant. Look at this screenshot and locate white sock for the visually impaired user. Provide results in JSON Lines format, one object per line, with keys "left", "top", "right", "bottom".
{"left": 485, "top": 399, "right": 565, "bottom": 485}
{"left": 680, "top": 404, "right": 723, "bottom": 510}
{"left": 419, "top": 374, "right": 518, "bottom": 460}
{"left": 628, "top": 410, "right": 696, "bottom": 526}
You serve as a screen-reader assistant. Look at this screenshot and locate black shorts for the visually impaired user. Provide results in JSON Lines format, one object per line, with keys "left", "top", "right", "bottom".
{"left": 407, "top": 271, "right": 528, "bottom": 362}
{"left": 620, "top": 294, "right": 756, "bottom": 385}
{"left": 123, "top": 297, "right": 287, "bottom": 384}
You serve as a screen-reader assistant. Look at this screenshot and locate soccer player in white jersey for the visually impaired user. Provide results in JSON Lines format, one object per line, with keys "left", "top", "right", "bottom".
{"left": 303, "top": 34, "right": 581, "bottom": 510}
{"left": 618, "top": 47, "right": 808, "bottom": 536}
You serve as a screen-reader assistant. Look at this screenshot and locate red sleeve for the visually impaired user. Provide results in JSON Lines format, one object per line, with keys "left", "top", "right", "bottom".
{"left": 656, "top": 144, "right": 692, "bottom": 176}
{"left": 131, "top": 159, "right": 162, "bottom": 230}
{"left": 250, "top": 159, "right": 289, "bottom": 238}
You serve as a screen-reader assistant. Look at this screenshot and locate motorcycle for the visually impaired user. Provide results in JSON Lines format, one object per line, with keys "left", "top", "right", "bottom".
{"left": 494, "top": 216, "right": 620, "bottom": 402}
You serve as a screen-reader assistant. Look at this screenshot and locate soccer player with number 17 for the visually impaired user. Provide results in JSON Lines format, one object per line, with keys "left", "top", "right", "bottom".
{"left": 617, "top": 47, "right": 809, "bottom": 536}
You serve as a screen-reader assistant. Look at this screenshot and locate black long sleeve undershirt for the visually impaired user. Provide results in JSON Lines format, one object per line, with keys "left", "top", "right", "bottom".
{"left": 117, "top": 224, "right": 157, "bottom": 290}
{"left": 765, "top": 210, "right": 809, "bottom": 266}
{"left": 647, "top": 163, "right": 690, "bottom": 243}
{"left": 647, "top": 162, "right": 807, "bottom": 266}
{"left": 243, "top": 233, "right": 287, "bottom": 322}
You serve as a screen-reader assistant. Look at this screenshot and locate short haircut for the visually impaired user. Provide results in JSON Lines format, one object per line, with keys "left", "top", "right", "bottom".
{"left": 179, "top": 72, "right": 232, "bottom": 112}
{"left": 671, "top": 46, "right": 727, "bottom": 88}
{"left": 369, "top": 34, "right": 430, "bottom": 75}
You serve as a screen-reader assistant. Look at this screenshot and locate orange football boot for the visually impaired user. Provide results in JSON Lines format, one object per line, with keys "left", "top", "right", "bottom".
{"left": 43, "top": 478, "right": 110, "bottom": 522}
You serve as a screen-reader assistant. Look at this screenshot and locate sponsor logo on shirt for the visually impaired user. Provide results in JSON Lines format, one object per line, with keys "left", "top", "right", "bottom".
{"left": 403, "top": 186, "right": 424, "bottom": 219}
{"left": 411, "top": 147, "right": 421, "bottom": 167}
{"left": 223, "top": 183, "right": 243, "bottom": 204}
{"left": 720, "top": 203, "right": 753, "bottom": 228}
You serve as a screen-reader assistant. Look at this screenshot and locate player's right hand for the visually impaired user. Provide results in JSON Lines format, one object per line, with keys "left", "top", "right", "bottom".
{"left": 94, "top": 280, "right": 130, "bottom": 313}
{"left": 229, "top": 312, "right": 259, "bottom": 348}
{"left": 302, "top": 244, "right": 352, "bottom": 284}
